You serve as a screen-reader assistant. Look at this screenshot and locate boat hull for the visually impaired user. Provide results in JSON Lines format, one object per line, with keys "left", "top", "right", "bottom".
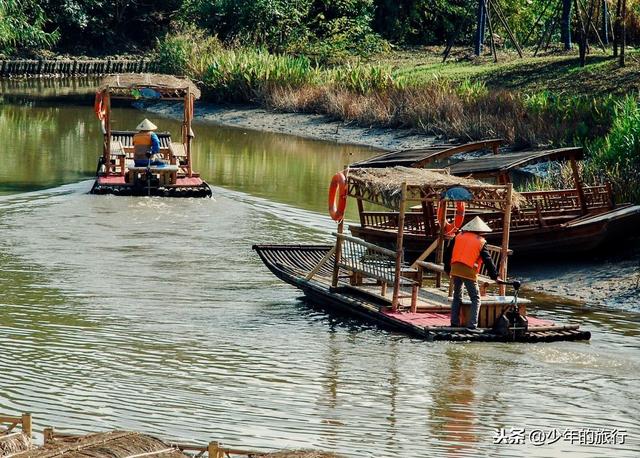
{"left": 350, "top": 205, "right": 640, "bottom": 257}
{"left": 253, "top": 244, "right": 591, "bottom": 343}
{"left": 90, "top": 176, "right": 212, "bottom": 198}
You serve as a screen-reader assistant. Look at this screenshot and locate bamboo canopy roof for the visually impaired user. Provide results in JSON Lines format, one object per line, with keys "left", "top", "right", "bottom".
{"left": 350, "top": 139, "right": 503, "bottom": 168}
{"left": 348, "top": 167, "right": 522, "bottom": 209}
{"left": 448, "top": 147, "right": 584, "bottom": 177}
{"left": 99, "top": 73, "right": 201, "bottom": 99}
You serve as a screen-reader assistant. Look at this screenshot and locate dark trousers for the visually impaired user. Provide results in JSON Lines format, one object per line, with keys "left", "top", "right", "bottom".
{"left": 450, "top": 276, "right": 481, "bottom": 328}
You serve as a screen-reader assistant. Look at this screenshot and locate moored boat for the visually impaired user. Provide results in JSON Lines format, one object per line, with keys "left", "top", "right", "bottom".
{"left": 90, "top": 73, "right": 211, "bottom": 198}
{"left": 254, "top": 167, "right": 591, "bottom": 343}
{"left": 350, "top": 143, "right": 640, "bottom": 256}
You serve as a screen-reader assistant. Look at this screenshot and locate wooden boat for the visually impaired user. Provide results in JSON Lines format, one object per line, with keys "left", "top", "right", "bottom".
{"left": 350, "top": 142, "right": 640, "bottom": 256}
{"left": 254, "top": 167, "right": 590, "bottom": 343}
{"left": 90, "top": 74, "right": 212, "bottom": 197}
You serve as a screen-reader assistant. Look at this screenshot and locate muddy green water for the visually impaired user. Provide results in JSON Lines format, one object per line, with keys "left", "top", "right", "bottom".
{"left": 0, "top": 81, "right": 638, "bottom": 457}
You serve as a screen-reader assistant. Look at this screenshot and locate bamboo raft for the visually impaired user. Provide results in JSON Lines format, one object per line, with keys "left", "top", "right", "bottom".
{"left": 0, "top": 414, "right": 338, "bottom": 458}
{"left": 91, "top": 74, "right": 212, "bottom": 198}
{"left": 254, "top": 167, "right": 591, "bottom": 343}
{"left": 253, "top": 244, "right": 590, "bottom": 343}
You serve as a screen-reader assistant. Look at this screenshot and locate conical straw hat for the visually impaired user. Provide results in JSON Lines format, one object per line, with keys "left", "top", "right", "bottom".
{"left": 461, "top": 216, "right": 492, "bottom": 232}
{"left": 136, "top": 118, "right": 157, "bottom": 131}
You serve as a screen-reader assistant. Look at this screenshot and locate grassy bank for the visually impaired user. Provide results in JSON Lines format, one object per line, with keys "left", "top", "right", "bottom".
{"left": 153, "top": 32, "right": 640, "bottom": 202}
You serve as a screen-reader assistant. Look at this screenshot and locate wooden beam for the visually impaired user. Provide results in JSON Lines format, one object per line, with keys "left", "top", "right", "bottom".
{"left": 305, "top": 245, "right": 336, "bottom": 280}
{"left": 410, "top": 239, "right": 439, "bottom": 269}
{"left": 391, "top": 182, "right": 408, "bottom": 311}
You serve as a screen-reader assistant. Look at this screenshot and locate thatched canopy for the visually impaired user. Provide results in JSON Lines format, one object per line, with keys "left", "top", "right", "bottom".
{"left": 100, "top": 73, "right": 201, "bottom": 99}
{"left": 0, "top": 432, "right": 31, "bottom": 456}
{"left": 347, "top": 167, "right": 522, "bottom": 210}
{"left": 14, "top": 431, "right": 186, "bottom": 458}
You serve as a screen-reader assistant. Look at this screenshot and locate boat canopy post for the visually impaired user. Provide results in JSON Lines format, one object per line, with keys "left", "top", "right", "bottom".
{"left": 435, "top": 197, "right": 447, "bottom": 288}
{"left": 391, "top": 182, "right": 408, "bottom": 311}
{"left": 184, "top": 89, "right": 194, "bottom": 177}
{"left": 103, "top": 91, "right": 111, "bottom": 176}
{"left": 498, "top": 183, "right": 513, "bottom": 295}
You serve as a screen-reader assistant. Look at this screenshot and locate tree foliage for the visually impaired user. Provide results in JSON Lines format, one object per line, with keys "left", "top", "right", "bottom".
{"left": 0, "top": 0, "right": 59, "bottom": 54}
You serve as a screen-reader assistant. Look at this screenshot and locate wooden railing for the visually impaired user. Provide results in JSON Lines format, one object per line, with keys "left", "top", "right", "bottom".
{"left": 359, "top": 185, "right": 614, "bottom": 234}
{"left": 336, "top": 233, "right": 401, "bottom": 284}
{"left": 0, "top": 413, "right": 32, "bottom": 437}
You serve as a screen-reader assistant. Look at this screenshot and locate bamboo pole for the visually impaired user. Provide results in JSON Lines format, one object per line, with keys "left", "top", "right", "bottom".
{"left": 391, "top": 182, "right": 408, "bottom": 311}
{"left": 498, "top": 184, "right": 513, "bottom": 295}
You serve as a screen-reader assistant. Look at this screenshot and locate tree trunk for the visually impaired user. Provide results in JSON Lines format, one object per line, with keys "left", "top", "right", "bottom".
{"left": 575, "top": 0, "right": 588, "bottom": 65}
{"left": 602, "top": 0, "right": 609, "bottom": 44}
{"left": 619, "top": 0, "right": 626, "bottom": 66}
{"left": 562, "top": 0, "right": 573, "bottom": 49}
{"left": 475, "top": 0, "right": 487, "bottom": 56}
{"left": 613, "top": 0, "right": 622, "bottom": 56}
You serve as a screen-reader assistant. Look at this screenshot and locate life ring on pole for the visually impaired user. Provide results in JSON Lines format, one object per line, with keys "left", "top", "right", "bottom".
{"left": 328, "top": 171, "right": 348, "bottom": 222}
{"left": 94, "top": 92, "right": 106, "bottom": 121}
{"left": 437, "top": 200, "right": 465, "bottom": 236}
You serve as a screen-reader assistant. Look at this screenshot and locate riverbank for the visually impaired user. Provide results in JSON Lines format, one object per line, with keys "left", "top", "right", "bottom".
{"left": 145, "top": 101, "right": 438, "bottom": 151}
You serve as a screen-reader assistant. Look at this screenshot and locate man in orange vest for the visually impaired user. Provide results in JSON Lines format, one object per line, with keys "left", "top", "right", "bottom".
{"left": 447, "top": 216, "right": 502, "bottom": 330}
{"left": 133, "top": 118, "right": 162, "bottom": 167}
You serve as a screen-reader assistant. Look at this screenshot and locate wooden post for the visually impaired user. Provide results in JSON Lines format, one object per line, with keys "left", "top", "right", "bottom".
{"left": 435, "top": 198, "right": 447, "bottom": 288}
{"left": 207, "top": 441, "right": 221, "bottom": 458}
{"left": 331, "top": 220, "right": 345, "bottom": 287}
{"left": 391, "top": 183, "right": 408, "bottom": 311}
{"left": 186, "top": 92, "right": 193, "bottom": 177}
{"left": 21, "top": 413, "right": 32, "bottom": 438}
{"left": 43, "top": 427, "right": 54, "bottom": 444}
{"left": 410, "top": 285, "right": 418, "bottom": 313}
{"left": 569, "top": 156, "right": 588, "bottom": 214}
{"left": 498, "top": 184, "right": 513, "bottom": 295}
{"left": 356, "top": 193, "right": 365, "bottom": 227}
{"left": 104, "top": 92, "right": 111, "bottom": 176}
{"left": 605, "top": 181, "right": 615, "bottom": 208}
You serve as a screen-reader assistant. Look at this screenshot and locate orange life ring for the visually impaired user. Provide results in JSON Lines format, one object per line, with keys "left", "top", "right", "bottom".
{"left": 437, "top": 201, "right": 465, "bottom": 236}
{"left": 328, "top": 172, "right": 348, "bottom": 222}
{"left": 94, "top": 92, "right": 106, "bottom": 121}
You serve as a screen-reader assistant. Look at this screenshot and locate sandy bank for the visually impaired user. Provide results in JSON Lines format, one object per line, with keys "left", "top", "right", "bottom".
{"left": 512, "top": 243, "right": 640, "bottom": 309}
{"left": 144, "top": 101, "right": 438, "bottom": 151}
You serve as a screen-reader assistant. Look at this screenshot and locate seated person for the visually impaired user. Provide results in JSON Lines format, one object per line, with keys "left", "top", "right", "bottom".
{"left": 133, "top": 119, "right": 165, "bottom": 166}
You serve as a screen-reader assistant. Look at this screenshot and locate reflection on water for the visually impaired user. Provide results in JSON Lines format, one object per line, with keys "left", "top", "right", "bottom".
{"left": 0, "top": 81, "right": 639, "bottom": 457}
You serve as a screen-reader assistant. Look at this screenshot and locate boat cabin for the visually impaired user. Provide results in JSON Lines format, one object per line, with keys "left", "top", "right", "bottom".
{"left": 90, "top": 73, "right": 211, "bottom": 197}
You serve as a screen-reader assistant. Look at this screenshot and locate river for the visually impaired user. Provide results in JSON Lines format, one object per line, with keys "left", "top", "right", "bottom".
{"left": 0, "top": 80, "right": 638, "bottom": 457}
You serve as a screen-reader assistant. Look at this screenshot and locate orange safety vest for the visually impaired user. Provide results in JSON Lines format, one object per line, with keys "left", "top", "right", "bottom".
{"left": 133, "top": 132, "right": 152, "bottom": 162}
{"left": 451, "top": 231, "right": 486, "bottom": 272}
